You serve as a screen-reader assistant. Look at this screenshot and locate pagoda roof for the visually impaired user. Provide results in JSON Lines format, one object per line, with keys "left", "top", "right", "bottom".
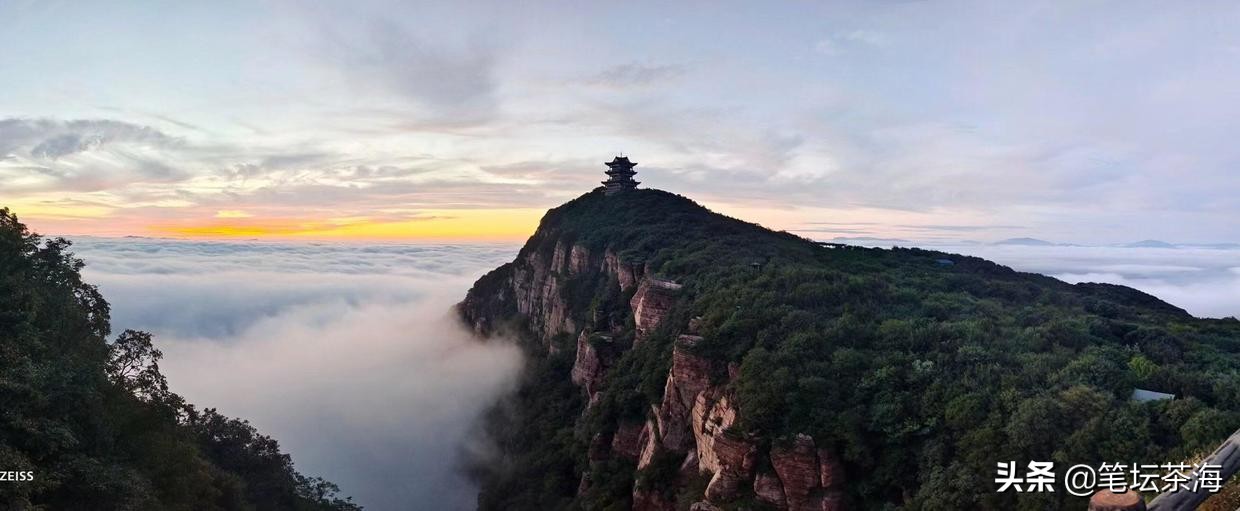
{"left": 606, "top": 156, "right": 636, "bottom": 166}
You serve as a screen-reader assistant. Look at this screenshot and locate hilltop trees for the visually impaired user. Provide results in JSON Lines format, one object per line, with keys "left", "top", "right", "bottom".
{"left": 0, "top": 208, "right": 360, "bottom": 510}
{"left": 464, "top": 189, "right": 1240, "bottom": 509}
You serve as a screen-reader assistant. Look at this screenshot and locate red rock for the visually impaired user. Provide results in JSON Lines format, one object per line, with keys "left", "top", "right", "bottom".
{"left": 569, "top": 244, "right": 593, "bottom": 275}
{"left": 570, "top": 331, "right": 600, "bottom": 388}
{"left": 771, "top": 434, "right": 821, "bottom": 511}
{"left": 692, "top": 391, "right": 756, "bottom": 503}
{"left": 550, "top": 240, "right": 569, "bottom": 272}
{"left": 1089, "top": 490, "right": 1145, "bottom": 511}
{"left": 655, "top": 335, "right": 715, "bottom": 451}
{"left": 611, "top": 421, "right": 644, "bottom": 460}
{"left": 637, "top": 417, "right": 658, "bottom": 470}
{"left": 570, "top": 331, "right": 618, "bottom": 407}
{"left": 604, "top": 249, "right": 642, "bottom": 292}
{"left": 632, "top": 487, "right": 675, "bottom": 511}
{"left": 630, "top": 277, "right": 682, "bottom": 340}
{"left": 510, "top": 247, "right": 577, "bottom": 342}
{"left": 754, "top": 471, "right": 787, "bottom": 507}
{"left": 817, "top": 448, "right": 844, "bottom": 489}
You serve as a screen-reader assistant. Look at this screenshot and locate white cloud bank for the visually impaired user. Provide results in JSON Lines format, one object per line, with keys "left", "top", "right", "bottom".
{"left": 72, "top": 238, "right": 522, "bottom": 511}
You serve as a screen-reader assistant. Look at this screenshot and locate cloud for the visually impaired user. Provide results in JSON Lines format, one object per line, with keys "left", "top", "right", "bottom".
{"left": 0, "top": 118, "right": 188, "bottom": 192}
{"left": 586, "top": 62, "right": 686, "bottom": 88}
{"left": 902, "top": 243, "right": 1240, "bottom": 319}
{"left": 0, "top": 115, "right": 574, "bottom": 234}
{"left": 72, "top": 238, "right": 523, "bottom": 510}
{"left": 0, "top": 118, "right": 182, "bottom": 158}
{"left": 814, "top": 29, "right": 888, "bottom": 56}
{"left": 322, "top": 18, "right": 500, "bottom": 122}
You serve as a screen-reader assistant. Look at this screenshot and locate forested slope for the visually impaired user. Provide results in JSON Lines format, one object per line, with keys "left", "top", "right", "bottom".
{"left": 0, "top": 208, "right": 359, "bottom": 511}
{"left": 460, "top": 188, "right": 1240, "bottom": 510}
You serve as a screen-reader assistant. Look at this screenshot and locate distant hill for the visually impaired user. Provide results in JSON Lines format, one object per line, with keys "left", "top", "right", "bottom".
{"left": 828, "top": 236, "right": 911, "bottom": 246}
{"left": 459, "top": 187, "right": 1240, "bottom": 510}
{"left": 994, "top": 237, "right": 1056, "bottom": 246}
{"left": 1124, "top": 239, "right": 1179, "bottom": 249}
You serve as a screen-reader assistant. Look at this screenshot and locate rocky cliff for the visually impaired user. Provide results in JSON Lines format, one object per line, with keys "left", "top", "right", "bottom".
{"left": 459, "top": 189, "right": 850, "bottom": 510}
{"left": 460, "top": 187, "right": 1240, "bottom": 511}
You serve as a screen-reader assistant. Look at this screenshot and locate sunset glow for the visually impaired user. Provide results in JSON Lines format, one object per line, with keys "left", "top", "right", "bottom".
{"left": 148, "top": 209, "right": 545, "bottom": 241}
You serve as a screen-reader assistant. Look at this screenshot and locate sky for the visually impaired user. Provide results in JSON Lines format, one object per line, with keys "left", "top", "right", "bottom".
{"left": 2, "top": 1, "right": 1239, "bottom": 243}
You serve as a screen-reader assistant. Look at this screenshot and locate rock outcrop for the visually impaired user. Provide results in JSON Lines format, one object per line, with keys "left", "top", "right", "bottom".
{"left": 460, "top": 223, "right": 848, "bottom": 511}
{"left": 771, "top": 435, "right": 822, "bottom": 510}
{"left": 603, "top": 249, "right": 641, "bottom": 292}
{"left": 570, "top": 331, "right": 619, "bottom": 406}
{"left": 691, "top": 390, "right": 757, "bottom": 503}
{"left": 460, "top": 238, "right": 650, "bottom": 343}
{"left": 509, "top": 240, "right": 578, "bottom": 340}
{"left": 612, "top": 421, "right": 645, "bottom": 460}
{"left": 754, "top": 471, "right": 787, "bottom": 507}
{"left": 630, "top": 277, "right": 682, "bottom": 339}
{"left": 655, "top": 335, "right": 716, "bottom": 451}
{"left": 632, "top": 488, "right": 674, "bottom": 511}
{"left": 770, "top": 434, "right": 846, "bottom": 511}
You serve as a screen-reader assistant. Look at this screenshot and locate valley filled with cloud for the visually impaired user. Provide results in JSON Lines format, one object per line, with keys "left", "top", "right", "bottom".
{"left": 70, "top": 237, "right": 523, "bottom": 511}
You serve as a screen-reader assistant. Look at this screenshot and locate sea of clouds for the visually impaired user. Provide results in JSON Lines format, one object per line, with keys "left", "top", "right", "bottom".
{"left": 62, "top": 237, "right": 1238, "bottom": 510}
{"left": 69, "top": 237, "right": 523, "bottom": 511}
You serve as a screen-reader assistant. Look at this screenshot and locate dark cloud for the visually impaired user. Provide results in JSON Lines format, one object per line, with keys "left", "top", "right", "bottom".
{"left": 0, "top": 118, "right": 182, "bottom": 157}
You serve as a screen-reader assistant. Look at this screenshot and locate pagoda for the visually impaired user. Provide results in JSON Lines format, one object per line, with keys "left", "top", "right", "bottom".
{"left": 602, "top": 156, "right": 640, "bottom": 195}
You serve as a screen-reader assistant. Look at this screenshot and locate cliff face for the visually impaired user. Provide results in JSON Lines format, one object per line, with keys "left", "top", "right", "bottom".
{"left": 458, "top": 191, "right": 848, "bottom": 510}
{"left": 462, "top": 188, "right": 1235, "bottom": 511}
{"left": 460, "top": 237, "right": 649, "bottom": 342}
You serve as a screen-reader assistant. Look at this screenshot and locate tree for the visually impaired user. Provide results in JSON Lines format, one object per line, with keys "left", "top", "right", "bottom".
{"left": 108, "top": 329, "right": 173, "bottom": 403}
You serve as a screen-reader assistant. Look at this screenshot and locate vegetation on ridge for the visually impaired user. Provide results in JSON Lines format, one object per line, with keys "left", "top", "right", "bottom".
{"left": 467, "top": 188, "right": 1240, "bottom": 510}
{"left": 0, "top": 208, "right": 360, "bottom": 510}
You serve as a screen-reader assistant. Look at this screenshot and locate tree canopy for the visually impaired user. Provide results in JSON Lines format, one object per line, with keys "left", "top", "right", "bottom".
{"left": 0, "top": 208, "right": 360, "bottom": 510}
{"left": 469, "top": 189, "right": 1240, "bottom": 510}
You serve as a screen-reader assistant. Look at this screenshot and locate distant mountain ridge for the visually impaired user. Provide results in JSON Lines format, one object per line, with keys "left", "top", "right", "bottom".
{"left": 994, "top": 237, "right": 1057, "bottom": 246}
{"left": 1124, "top": 240, "right": 1178, "bottom": 249}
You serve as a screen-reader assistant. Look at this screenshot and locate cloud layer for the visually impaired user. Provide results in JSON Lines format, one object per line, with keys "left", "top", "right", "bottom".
{"left": 72, "top": 237, "right": 522, "bottom": 511}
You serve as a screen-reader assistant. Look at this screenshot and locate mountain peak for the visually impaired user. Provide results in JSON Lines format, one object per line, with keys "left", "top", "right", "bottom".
{"left": 994, "top": 237, "right": 1055, "bottom": 246}
{"left": 459, "top": 186, "right": 1235, "bottom": 510}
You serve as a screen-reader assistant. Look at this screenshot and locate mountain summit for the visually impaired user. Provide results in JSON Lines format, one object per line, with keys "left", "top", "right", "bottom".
{"left": 459, "top": 187, "right": 1240, "bottom": 510}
